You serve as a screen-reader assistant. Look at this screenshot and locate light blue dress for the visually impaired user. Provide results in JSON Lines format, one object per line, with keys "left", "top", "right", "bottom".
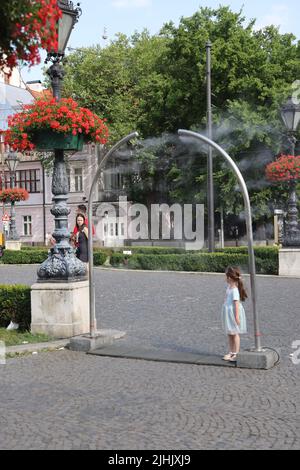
{"left": 221, "top": 286, "right": 247, "bottom": 335}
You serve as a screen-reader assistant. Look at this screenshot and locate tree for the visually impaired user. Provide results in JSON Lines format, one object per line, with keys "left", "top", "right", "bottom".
{"left": 62, "top": 6, "right": 300, "bottom": 225}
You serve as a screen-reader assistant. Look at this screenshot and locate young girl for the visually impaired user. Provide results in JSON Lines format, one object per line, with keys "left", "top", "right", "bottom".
{"left": 222, "top": 266, "right": 247, "bottom": 362}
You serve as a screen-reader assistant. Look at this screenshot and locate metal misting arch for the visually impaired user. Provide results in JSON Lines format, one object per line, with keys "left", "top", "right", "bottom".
{"left": 87, "top": 132, "right": 139, "bottom": 338}
{"left": 178, "top": 129, "right": 262, "bottom": 352}
{"left": 86, "top": 129, "right": 262, "bottom": 353}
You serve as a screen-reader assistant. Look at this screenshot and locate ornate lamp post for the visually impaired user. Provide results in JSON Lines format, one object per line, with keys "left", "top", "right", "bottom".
{"left": 280, "top": 97, "right": 300, "bottom": 246}
{"left": 37, "top": 0, "right": 84, "bottom": 281}
{"left": 5, "top": 151, "right": 20, "bottom": 240}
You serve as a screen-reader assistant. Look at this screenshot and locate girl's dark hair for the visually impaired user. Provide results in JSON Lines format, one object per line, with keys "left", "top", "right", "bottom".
{"left": 76, "top": 213, "right": 86, "bottom": 230}
{"left": 225, "top": 266, "right": 248, "bottom": 302}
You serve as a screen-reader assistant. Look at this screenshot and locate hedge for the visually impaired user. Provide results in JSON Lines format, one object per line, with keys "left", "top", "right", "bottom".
{"left": 0, "top": 249, "right": 108, "bottom": 266}
{"left": 0, "top": 285, "right": 31, "bottom": 330}
{"left": 1, "top": 249, "right": 48, "bottom": 264}
{"left": 119, "top": 246, "right": 187, "bottom": 255}
{"left": 111, "top": 252, "right": 268, "bottom": 273}
{"left": 0, "top": 246, "right": 278, "bottom": 274}
{"left": 93, "top": 251, "right": 108, "bottom": 266}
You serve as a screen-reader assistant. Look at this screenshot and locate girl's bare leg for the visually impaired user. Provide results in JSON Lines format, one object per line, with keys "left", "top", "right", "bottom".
{"left": 232, "top": 334, "right": 240, "bottom": 353}
{"left": 228, "top": 335, "right": 234, "bottom": 352}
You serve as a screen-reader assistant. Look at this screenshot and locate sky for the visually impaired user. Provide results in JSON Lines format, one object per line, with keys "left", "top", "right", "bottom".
{"left": 21, "top": 0, "right": 300, "bottom": 82}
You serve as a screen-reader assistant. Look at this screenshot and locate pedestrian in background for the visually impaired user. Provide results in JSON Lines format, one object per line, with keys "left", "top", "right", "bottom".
{"left": 75, "top": 213, "right": 89, "bottom": 263}
{"left": 222, "top": 266, "right": 247, "bottom": 362}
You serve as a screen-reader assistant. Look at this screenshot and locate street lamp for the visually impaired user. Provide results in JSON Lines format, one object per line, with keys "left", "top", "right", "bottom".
{"left": 280, "top": 96, "right": 300, "bottom": 246}
{"left": 37, "top": 0, "right": 84, "bottom": 281}
{"left": 5, "top": 151, "right": 20, "bottom": 240}
{"left": 46, "top": 1, "right": 82, "bottom": 100}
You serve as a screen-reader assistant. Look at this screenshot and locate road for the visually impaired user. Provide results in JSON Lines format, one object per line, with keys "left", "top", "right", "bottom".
{"left": 0, "top": 265, "right": 299, "bottom": 449}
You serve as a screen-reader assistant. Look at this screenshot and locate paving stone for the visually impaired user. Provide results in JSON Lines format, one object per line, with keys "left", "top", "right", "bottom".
{"left": 0, "top": 266, "right": 299, "bottom": 450}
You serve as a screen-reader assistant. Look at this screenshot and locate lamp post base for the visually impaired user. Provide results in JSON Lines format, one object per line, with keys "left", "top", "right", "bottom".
{"left": 37, "top": 247, "right": 87, "bottom": 282}
{"left": 283, "top": 233, "right": 300, "bottom": 247}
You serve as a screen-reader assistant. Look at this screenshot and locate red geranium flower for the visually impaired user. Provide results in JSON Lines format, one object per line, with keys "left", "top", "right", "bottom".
{"left": 265, "top": 155, "right": 300, "bottom": 182}
{"left": 0, "top": 188, "right": 29, "bottom": 203}
{"left": 0, "top": 0, "right": 62, "bottom": 74}
{"left": 2, "top": 97, "right": 109, "bottom": 152}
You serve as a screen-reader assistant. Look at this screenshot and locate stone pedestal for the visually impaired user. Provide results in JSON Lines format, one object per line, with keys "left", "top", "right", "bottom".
{"left": 5, "top": 240, "right": 21, "bottom": 251}
{"left": 69, "top": 330, "right": 126, "bottom": 352}
{"left": 279, "top": 248, "right": 300, "bottom": 277}
{"left": 31, "top": 281, "right": 89, "bottom": 338}
{"left": 237, "top": 349, "right": 279, "bottom": 370}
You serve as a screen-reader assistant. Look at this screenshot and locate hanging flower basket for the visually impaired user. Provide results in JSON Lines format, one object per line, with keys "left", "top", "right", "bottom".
{"left": 266, "top": 155, "right": 300, "bottom": 182}
{"left": 31, "top": 129, "right": 85, "bottom": 151}
{"left": 2, "top": 97, "right": 109, "bottom": 152}
{"left": 0, "top": 188, "right": 29, "bottom": 203}
{"left": 0, "top": 0, "right": 61, "bottom": 73}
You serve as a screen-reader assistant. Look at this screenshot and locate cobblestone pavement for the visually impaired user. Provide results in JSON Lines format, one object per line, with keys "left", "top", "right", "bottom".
{"left": 0, "top": 266, "right": 299, "bottom": 450}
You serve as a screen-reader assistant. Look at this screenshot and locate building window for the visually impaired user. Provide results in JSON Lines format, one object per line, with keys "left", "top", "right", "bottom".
{"left": 23, "top": 216, "right": 32, "bottom": 236}
{"left": 74, "top": 168, "right": 83, "bottom": 192}
{"left": 0, "top": 172, "right": 11, "bottom": 189}
{"left": 13, "top": 169, "right": 40, "bottom": 193}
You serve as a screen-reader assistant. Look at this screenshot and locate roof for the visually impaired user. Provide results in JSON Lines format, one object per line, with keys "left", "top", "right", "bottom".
{"left": 27, "top": 88, "right": 52, "bottom": 100}
{"left": 0, "top": 83, "right": 34, "bottom": 131}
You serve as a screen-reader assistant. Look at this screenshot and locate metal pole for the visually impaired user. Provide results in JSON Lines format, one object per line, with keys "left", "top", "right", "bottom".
{"left": 206, "top": 41, "right": 215, "bottom": 252}
{"left": 284, "top": 134, "right": 300, "bottom": 246}
{"left": 87, "top": 132, "right": 138, "bottom": 338}
{"left": 8, "top": 172, "right": 19, "bottom": 240}
{"left": 220, "top": 205, "right": 225, "bottom": 249}
{"left": 178, "top": 129, "right": 262, "bottom": 352}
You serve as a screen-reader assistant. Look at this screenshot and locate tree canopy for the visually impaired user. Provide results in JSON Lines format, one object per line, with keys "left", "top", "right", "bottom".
{"left": 62, "top": 6, "right": 300, "bottom": 225}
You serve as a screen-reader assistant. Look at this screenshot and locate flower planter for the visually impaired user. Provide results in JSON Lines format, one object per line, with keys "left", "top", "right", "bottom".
{"left": 32, "top": 130, "right": 85, "bottom": 151}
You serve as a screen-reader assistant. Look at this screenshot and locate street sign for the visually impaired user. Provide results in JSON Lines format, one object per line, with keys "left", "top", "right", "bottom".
{"left": 2, "top": 213, "right": 10, "bottom": 222}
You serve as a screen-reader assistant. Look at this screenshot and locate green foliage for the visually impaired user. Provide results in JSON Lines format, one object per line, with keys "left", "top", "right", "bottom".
{"left": 110, "top": 252, "right": 129, "bottom": 266}
{"left": 0, "top": 328, "right": 51, "bottom": 346}
{"left": 1, "top": 249, "right": 48, "bottom": 264}
{"left": 127, "top": 253, "right": 250, "bottom": 272}
{"left": 108, "top": 246, "right": 277, "bottom": 274}
{"left": 0, "top": 285, "right": 31, "bottom": 330}
{"left": 122, "top": 246, "right": 187, "bottom": 254}
{"left": 61, "top": 5, "right": 300, "bottom": 221}
{"left": 93, "top": 251, "right": 108, "bottom": 266}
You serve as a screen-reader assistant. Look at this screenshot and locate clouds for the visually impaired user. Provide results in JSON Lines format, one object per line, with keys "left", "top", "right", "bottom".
{"left": 111, "top": 0, "right": 152, "bottom": 8}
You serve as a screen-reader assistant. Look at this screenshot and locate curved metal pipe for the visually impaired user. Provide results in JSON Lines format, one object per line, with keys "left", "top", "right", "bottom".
{"left": 87, "top": 132, "right": 139, "bottom": 337}
{"left": 178, "top": 129, "right": 262, "bottom": 352}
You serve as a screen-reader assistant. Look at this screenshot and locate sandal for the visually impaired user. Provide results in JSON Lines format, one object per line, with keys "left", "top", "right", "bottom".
{"left": 223, "top": 352, "right": 234, "bottom": 361}
{"left": 228, "top": 353, "right": 237, "bottom": 362}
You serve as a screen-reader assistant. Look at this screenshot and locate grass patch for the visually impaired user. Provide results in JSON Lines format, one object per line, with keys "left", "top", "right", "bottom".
{"left": 0, "top": 328, "right": 52, "bottom": 347}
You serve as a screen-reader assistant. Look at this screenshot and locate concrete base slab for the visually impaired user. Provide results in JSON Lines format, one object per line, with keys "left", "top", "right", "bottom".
{"left": 88, "top": 345, "right": 236, "bottom": 367}
{"left": 31, "top": 281, "right": 89, "bottom": 339}
{"left": 69, "top": 329, "right": 126, "bottom": 352}
{"left": 279, "top": 249, "right": 300, "bottom": 277}
{"left": 5, "top": 240, "right": 21, "bottom": 251}
{"left": 236, "top": 349, "right": 279, "bottom": 370}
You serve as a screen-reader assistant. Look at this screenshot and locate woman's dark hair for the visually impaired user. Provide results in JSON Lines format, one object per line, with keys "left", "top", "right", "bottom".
{"left": 76, "top": 213, "right": 86, "bottom": 230}
{"left": 225, "top": 266, "right": 248, "bottom": 302}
